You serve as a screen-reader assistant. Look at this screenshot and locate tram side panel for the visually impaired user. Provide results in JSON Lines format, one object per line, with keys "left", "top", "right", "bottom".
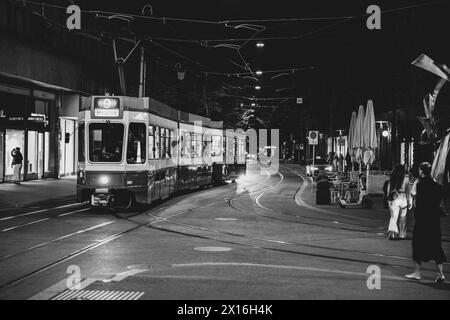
{"left": 147, "top": 112, "right": 179, "bottom": 203}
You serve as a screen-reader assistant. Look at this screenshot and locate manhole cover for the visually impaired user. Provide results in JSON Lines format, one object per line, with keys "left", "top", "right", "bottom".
{"left": 194, "top": 246, "right": 232, "bottom": 252}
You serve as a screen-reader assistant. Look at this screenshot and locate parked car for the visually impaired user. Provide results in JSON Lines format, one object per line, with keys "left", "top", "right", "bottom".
{"left": 306, "top": 158, "right": 333, "bottom": 177}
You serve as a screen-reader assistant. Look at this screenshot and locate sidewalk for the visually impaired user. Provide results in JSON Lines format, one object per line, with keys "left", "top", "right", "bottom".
{"left": 0, "top": 176, "right": 77, "bottom": 210}
{"left": 291, "top": 165, "right": 450, "bottom": 234}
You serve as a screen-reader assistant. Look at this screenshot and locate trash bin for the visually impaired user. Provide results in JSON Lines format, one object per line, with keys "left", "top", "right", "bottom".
{"left": 316, "top": 174, "right": 331, "bottom": 205}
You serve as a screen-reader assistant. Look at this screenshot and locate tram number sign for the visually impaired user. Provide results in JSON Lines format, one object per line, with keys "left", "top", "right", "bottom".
{"left": 93, "top": 97, "right": 120, "bottom": 117}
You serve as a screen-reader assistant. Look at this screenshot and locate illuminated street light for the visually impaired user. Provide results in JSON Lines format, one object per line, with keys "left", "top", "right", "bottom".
{"left": 256, "top": 42, "right": 265, "bottom": 48}
{"left": 255, "top": 85, "right": 261, "bottom": 90}
{"left": 251, "top": 103, "right": 256, "bottom": 107}
{"left": 256, "top": 70, "right": 263, "bottom": 76}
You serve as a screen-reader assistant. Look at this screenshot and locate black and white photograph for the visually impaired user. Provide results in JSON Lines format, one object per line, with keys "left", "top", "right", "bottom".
{"left": 0, "top": 0, "right": 449, "bottom": 305}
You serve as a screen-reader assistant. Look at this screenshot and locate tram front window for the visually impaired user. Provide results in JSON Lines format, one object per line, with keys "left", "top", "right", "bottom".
{"left": 89, "top": 123, "right": 124, "bottom": 162}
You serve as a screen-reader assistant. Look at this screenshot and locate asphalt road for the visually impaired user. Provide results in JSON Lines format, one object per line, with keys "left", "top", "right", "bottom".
{"left": 0, "top": 164, "right": 449, "bottom": 300}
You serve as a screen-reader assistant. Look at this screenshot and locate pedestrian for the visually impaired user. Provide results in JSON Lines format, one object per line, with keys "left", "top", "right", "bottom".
{"left": 386, "top": 164, "right": 412, "bottom": 240}
{"left": 405, "top": 162, "right": 446, "bottom": 283}
{"left": 11, "top": 147, "right": 23, "bottom": 184}
{"left": 345, "top": 152, "right": 352, "bottom": 173}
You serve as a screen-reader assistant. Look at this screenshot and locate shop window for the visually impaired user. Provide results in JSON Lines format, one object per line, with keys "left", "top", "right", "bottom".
{"left": 127, "top": 123, "right": 146, "bottom": 164}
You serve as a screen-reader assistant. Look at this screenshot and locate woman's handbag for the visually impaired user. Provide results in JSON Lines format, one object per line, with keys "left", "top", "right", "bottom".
{"left": 387, "top": 190, "right": 398, "bottom": 201}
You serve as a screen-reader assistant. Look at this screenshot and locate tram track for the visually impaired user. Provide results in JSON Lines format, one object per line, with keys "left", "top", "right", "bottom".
{"left": 0, "top": 174, "right": 272, "bottom": 291}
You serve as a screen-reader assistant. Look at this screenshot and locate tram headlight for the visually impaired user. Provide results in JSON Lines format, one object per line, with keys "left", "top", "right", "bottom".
{"left": 99, "top": 176, "right": 109, "bottom": 185}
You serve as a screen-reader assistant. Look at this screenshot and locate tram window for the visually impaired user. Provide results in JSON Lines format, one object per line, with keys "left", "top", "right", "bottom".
{"left": 162, "top": 128, "right": 169, "bottom": 159}
{"left": 183, "top": 132, "right": 193, "bottom": 158}
{"left": 169, "top": 129, "right": 175, "bottom": 158}
{"left": 88, "top": 123, "right": 124, "bottom": 163}
{"left": 196, "top": 134, "right": 202, "bottom": 158}
{"left": 190, "top": 133, "right": 195, "bottom": 157}
{"left": 127, "top": 123, "right": 146, "bottom": 164}
{"left": 78, "top": 123, "right": 85, "bottom": 162}
{"left": 155, "top": 127, "right": 160, "bottom": 160}
{"left": 148, "top": 125, "right": 154, "bottom": 160}
{"left": 165, "top": 129, "right": 172, "bottom": 158}
{"left": 203, "top": 135, "right": 212, "bottom": 157}
{"left": 211, "top": 136, "right": 221, "bottom": 157}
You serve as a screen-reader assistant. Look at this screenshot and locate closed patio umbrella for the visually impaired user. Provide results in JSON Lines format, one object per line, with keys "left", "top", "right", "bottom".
{"left": 363, "top": 99, "right": 377, "bottom": 166}
{"left": 354, "top": 105, "right": 365, "bottom": 166}
{"left": 348, "top": 111, "right": 357, "bottom": 158}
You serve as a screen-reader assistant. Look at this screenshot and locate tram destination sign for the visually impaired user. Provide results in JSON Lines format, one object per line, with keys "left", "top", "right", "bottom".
{"left": 92, "top": 97, "right": 121, "bottom": 118}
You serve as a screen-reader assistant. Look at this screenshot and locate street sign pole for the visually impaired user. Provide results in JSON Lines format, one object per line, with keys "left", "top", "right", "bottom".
{"left": 312, "top": 144, "right": 315, "bottom": 169}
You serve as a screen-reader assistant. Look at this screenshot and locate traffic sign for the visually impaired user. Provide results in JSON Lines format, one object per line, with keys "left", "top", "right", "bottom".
{"left": 308, "top": 131, "right": 318, "bottom": 145}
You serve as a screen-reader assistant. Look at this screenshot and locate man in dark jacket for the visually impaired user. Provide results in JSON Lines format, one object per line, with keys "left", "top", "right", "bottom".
{"left": 11, "top": 147, "right": 23, "bottom": 183}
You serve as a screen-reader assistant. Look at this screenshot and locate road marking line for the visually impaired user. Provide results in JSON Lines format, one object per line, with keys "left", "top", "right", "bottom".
{"left": 1, "top": 218, "right": 50, "bottom": 232}
{"left": 172, "top": 262, "right": 405, "bottom": 281}
{"left": 109, "top": 268, "right": 149, "bottom": 282}
{"left": 57, "top": 208, "right": 90, "bottom": 217}
{"left": 0, "top": 202, "right": 86, "bottom": 221}
{"left": 1, "top": 221, "right": 115, "bottom": 261}
{"left": 0, "top": 208, "right": 92, "bottom": 233}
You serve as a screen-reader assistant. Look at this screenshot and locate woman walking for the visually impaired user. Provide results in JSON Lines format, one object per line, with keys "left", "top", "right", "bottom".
{"left": 405, "top": 162, "right": 446, "bottom": 283}
{"left": 386, "top": 165, "right": 412, "bottom": 240}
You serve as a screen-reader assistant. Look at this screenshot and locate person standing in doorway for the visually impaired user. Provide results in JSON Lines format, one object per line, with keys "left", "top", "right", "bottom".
{"left": 405, "top": 162, "right": 446, "bottom": 283}
{"left": 11, "top": 147, "right": 23, "bottom": 184}
{"left": 386, "top": 165, "right": 412, "bottom": 240}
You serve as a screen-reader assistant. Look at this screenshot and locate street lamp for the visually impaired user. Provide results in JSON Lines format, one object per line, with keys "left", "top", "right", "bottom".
{"left": 256, "top": 70, "right": 263, "bottom": 76}
{"left": 255, "top": 85, "right": 261, "bottom": 90}
{"left": 256, "top": 41, "right": 264, "bottom": 48}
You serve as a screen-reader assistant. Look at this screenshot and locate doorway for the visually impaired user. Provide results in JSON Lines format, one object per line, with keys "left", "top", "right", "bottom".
{"left": 26, "top": 131, "right": 44, "bottom": 180}
{"left": 5, "top": 129, "right": 25, "bottom": 181}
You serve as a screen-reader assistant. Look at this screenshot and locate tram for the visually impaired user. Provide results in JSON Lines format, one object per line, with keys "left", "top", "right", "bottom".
{"left": 76, "top": 95, "right": 246, "bottom": 208}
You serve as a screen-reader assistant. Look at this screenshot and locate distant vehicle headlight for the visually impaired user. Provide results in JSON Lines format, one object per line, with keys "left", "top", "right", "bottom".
{"left": 325, "top": 166, "right": 333, "bottom": 171}
{"left": 99, "top": 176, "right": 109, "bottom": 185}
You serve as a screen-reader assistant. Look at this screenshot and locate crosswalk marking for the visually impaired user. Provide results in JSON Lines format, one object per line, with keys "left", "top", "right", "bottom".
{"left": 52, "top": 289, "right": 145, "bottom": 300}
